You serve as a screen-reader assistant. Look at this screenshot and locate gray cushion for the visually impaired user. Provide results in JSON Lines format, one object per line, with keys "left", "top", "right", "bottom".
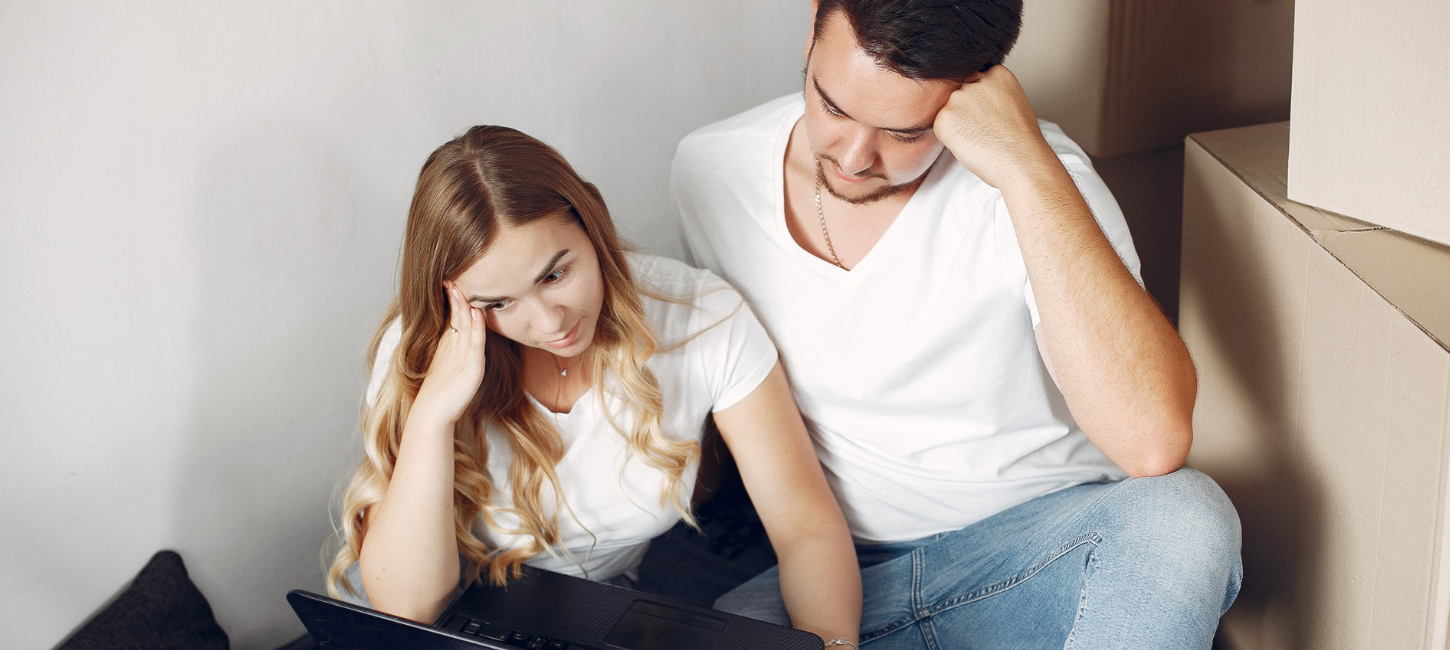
{"left": 57, "top": 550, "right": 229, "bottom": 650}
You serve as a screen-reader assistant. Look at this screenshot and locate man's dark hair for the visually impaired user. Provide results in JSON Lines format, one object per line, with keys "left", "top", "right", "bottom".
{"left": 813, "top": 0, "right": 1023, "bottom": 82}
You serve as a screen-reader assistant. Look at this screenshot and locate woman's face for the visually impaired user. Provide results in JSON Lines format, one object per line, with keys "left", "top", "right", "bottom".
{"left": 452, "top": 215, "right": 605, "bottom": 359}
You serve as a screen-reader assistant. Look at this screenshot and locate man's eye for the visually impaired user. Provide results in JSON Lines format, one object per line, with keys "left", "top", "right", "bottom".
{"left": 889, "top": 132, "right": 925, "bottom": 143}
{"left": 820, "top": 100, "right": 843, "bottom": 117}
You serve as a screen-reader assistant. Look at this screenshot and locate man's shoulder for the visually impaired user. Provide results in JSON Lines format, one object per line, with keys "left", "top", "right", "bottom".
{"left": 1036, "top": 119, "right": 1092, "bottom": 167}
{"left": 675, "top": 93, "right": 802, "bottom": 164}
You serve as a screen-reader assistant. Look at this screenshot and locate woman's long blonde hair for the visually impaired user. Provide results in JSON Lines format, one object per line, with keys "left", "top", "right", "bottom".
{"left": 327, "top": 126, "right": 698, "bottom": 596}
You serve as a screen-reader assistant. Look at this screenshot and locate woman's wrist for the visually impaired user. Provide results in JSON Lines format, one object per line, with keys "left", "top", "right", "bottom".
{"left": 403, "top": 403, "right": 459, "bottom": 436}
{"left": 824, "top": 638, "right": 859, "bottom": 649}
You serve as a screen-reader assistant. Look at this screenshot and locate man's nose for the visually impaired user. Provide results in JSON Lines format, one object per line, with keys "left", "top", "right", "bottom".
{"left": 836, "top": 128, "right": 876, "bottom": 176}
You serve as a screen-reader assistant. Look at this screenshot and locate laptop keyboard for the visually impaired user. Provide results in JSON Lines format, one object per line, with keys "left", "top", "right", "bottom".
{"left": 445, "top": 614, "right": 598, "bottom": 650}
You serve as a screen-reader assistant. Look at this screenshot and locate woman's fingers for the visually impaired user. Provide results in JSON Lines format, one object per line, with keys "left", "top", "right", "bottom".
{"left": 469, "top": 306, "right": 487, "bottom": 374}
{"left": 444, "top": 282, "right": 467, "bottom": 336}
{"left": 413, "top": 284, "right": 487, "bottom": 426}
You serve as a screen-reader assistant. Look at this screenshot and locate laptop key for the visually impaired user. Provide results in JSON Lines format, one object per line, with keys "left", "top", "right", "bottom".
{"left": 545, "top": 642, "right": 567, "bottom": 650}
{"left": 526, "top": 638, "right": 547, "bottom": 649}
{"left": 508, "top": 631, "right": 532, "bottom": 646}
{"left": 476, "top": 623, "right": 509, "bottom": 641}
{"left": 462, "top": 621, "right": 482, "bottom": 635}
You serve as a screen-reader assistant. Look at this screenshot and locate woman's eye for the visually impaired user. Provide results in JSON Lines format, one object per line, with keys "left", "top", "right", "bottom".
{"left": 486, "top": 300, "right": 514, "bottom": 312}
{"left": 820, "top": 100, "right": 843, "bottom": 117}
{"left": 544, "top": 266, "right": 569, "bottom": 283}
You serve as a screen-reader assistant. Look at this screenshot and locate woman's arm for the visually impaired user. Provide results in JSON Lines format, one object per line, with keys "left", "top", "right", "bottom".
{"left": 713, "top": 361, "right": 861, "bottom": 645}
{"left": 358, "top": 283, "right": 487, "bottom": 623}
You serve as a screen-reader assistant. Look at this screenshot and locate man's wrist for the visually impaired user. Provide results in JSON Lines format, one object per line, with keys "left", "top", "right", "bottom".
{"left": 995, "top": 153, "right": 1080, "bottom": 217}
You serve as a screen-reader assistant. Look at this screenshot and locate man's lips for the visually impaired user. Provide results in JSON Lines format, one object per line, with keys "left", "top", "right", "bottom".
{"left": 544, "top": 321, "right": 581, "bottom": 349}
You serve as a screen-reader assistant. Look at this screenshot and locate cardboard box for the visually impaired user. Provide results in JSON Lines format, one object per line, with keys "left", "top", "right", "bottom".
{"left": 1180, "top": 122, "right": 1450, "bottom": 649}
{"left": 1287, "top": 0, "right": 1450, "bottom": 246}
{"left": 1008, "top": 0, "right": 1294, "bottom": 157}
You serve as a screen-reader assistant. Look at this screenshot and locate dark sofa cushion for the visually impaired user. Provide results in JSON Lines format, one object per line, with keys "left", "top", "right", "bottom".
{"left": 58, "top": 550, "right": 229, "bottom": 650}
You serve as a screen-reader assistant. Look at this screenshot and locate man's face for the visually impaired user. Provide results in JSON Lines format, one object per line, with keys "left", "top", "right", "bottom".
{"left": 802, "top": 10, "right": 958, "bottom": 204}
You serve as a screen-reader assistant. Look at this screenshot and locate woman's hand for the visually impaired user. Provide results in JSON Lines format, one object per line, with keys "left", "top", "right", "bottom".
{"left": 360, "top": 281, "right": 481, "bottom": 622}
{"left": 412, "top": 282, "right": 488, "bottom": 427}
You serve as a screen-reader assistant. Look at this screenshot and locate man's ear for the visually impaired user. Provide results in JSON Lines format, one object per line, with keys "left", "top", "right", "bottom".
{"left": 805, "top": 0, "right": 819, "bottom": 61}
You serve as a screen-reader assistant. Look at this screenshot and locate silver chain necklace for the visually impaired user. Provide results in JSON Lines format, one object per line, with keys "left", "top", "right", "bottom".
{"left": 814, "top": 175, "right": 847, "bottom": 269}
{"left": 550, "top": 353, "right": 580, "bottom": 378}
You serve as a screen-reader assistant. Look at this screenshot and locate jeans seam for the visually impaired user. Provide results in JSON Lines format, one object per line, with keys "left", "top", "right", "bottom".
{"left": 1222, "top": 568, "right": 1244, "bottom": 616}
{"left": 859, "top": 531, "right": 1104, "bottom": 644}
{"left": 913, "top": 547, "right": 939, "bottom": 650}
{"left": 860, "top": 547, "right": 933, "bottom": 646}
{"left": 923, "top": 531, "right": 1102, "bottom": 616}
{"left": 1063, "top": 540, "right": 1099, "bottom": 650}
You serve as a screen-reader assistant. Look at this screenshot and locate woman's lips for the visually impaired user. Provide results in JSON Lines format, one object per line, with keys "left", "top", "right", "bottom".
{"left": 544, "top": 321, "right": 581, "bottom": 349}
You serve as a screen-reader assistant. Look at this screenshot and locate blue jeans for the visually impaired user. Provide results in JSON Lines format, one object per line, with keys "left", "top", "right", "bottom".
{"left": 715, "top": 468, "right": 1242, "bottom": 649}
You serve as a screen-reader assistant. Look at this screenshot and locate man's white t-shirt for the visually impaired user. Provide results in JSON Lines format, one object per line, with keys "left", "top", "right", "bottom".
{"left": 671, "top": 94, "right": 1137, "bottom": 544}
{"left": 366, "top": 253, "right": 778, "bottom": 580}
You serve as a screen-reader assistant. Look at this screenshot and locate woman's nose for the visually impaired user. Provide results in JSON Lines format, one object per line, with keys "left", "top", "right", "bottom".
{"left": 530, "top": 300, "right": 567, "bottom": 335}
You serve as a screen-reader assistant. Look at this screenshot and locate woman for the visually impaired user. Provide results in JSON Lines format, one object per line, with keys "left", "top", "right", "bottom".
{"left": 327, "top": 125, "right": 861, "bottom": 646}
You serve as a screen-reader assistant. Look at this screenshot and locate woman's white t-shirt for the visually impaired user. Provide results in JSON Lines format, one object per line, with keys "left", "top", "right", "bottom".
{"left": 365, "top": 253, "right": 778, "bottom": 581}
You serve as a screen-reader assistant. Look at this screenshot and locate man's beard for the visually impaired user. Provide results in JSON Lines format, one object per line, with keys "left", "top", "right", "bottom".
{"left": 815, "top": 156, "right": 931, "bottom": 206}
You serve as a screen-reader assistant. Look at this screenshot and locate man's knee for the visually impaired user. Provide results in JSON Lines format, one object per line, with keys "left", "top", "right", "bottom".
{"left": 1117, "top": 468, "right": 1241, "bottom": 564}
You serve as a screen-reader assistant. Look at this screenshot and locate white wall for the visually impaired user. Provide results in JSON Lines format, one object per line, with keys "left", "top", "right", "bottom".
{"left": 0, "top": 2, "right": 811, "bottom": 648}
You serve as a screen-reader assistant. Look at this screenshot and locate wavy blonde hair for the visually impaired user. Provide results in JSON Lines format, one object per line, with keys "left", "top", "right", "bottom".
{"left": 327, "top": 126, "right": 699, "bottom": 597}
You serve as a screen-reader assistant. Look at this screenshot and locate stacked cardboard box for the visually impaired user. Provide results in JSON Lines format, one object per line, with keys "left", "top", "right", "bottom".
{"left": 1181, "top": 122, "right": 1450, "bottom": 649}
{"left": 1287, "top": 0, "right": 1450, "bottom": 246}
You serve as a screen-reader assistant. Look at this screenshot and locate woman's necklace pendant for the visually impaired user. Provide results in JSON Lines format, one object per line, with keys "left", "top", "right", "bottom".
{"left": 560, "top": 368, "right": 569, "bottom": 378}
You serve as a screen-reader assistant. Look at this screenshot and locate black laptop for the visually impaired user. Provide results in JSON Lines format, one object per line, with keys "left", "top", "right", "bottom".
{"left": 288, "top": 564, "right": 824, "bottom": 650}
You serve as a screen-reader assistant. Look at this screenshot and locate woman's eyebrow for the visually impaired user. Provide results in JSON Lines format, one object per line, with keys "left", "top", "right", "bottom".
{"left": 466, "top": 249, "right": 570, "bottom": 303}
{"left": 532, "top": 249, "right": 570, "bottom": 283}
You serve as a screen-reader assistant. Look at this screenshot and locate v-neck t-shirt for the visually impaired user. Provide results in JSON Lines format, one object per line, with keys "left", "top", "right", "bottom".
{"left": 671, "top": 93, "right": 1141, "bottom": 543}
{"left": 365, "top": 253, "right": 778, "bottom": 580}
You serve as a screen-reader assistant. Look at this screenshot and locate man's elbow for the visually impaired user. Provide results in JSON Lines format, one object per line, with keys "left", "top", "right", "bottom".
{"left": 1123, "top": 454, "right": 1186, "bottom": 479}
{"left": 1121, "top": 424, "right": 1192, "bottom": 478}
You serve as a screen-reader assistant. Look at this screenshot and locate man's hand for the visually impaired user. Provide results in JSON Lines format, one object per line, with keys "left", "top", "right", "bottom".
{"left": 932, "top": 65, "right": 1057, "bottom": 192}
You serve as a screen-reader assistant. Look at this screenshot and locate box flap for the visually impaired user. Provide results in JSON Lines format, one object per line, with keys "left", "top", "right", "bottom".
{"left": 1188, "top": 123, "right": 1380, "bottom": 235}
{"left": 1318, "top": 229, "right": 1450, "bottom": 351}
{"left": 1189, "top": 123, "right": 1450, "bottom": 352}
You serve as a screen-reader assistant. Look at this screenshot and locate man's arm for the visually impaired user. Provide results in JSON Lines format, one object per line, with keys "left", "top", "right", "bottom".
{"left": 934, "top": 65, "right": 1196, "bottom": 478}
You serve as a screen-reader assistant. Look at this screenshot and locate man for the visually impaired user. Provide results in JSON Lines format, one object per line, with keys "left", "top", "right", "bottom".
{"left": 671, "top": 1, "right": 1242, "bottom": 648}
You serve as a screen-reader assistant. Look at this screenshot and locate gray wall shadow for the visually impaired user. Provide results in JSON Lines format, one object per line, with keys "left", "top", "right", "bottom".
{"left": 1182, "top": 158, "right": 1325, "bottom": 648}
{"left": 170, "top": 124, "right": 398, "bottom": 649}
